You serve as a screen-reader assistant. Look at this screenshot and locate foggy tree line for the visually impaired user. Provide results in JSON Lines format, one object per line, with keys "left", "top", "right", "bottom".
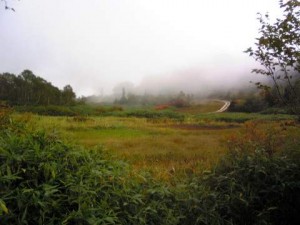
{"left": 113, "top": 89, "right": 194, "bottom": 107}
{"left": 0, "top": 70, "right": 76, "bottom": 106}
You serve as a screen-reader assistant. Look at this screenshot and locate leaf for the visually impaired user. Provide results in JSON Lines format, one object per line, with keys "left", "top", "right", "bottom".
{"left": 21, "top": 206, "right": 28, "bottom": 222}
{"left": 267, "top": 206, "right": 278, "bottom": 211}
{"left": 0, "top": 200, "right": 9, "bottom": 214}
{"left": 104, "top": 217, "right": 117, "bottom": 224}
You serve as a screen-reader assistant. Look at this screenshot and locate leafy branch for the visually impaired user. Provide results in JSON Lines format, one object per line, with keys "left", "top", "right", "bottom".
{"left": 1, "top": 0, "right": 17, "bottom": 12}
{"left": 245, "top": 0, "right": 300, "bottom": 119}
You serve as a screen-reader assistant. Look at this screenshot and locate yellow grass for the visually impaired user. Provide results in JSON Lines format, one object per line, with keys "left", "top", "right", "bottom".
{"left": 14, "top": 109, "right": 299, "bottom": 181}
{"left": 176, "top": 100, "right": 224, "bottom": 114}
{"left": 18, "top": 113, "right": 239, "bottom": 180}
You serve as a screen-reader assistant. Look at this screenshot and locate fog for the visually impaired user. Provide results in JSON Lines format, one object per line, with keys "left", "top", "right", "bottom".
{"left": 0, "top": 0, "right": 281, "bottom": 97}
{"left": 110, "top": 66, "right": 256, "bottom": 97}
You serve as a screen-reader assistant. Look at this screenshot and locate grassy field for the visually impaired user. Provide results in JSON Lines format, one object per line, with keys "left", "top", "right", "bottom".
{"left": 15, "top": 101, "right": 298, "bottom": 181}
{"left": 4, "top": 102, "right": 300, "bottom": 224}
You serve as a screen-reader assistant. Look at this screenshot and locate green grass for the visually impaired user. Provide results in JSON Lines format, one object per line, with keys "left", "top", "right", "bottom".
{"left": 9, "top": 113, "right": 238, "bottom": 180}
{"left": 12, "top": 104, "right": 298, "bottom": 181}
{"left": 194, "top": 112, "right": 295, "bottom": 123}
{"left": 3, "top": 104, "right": 300, "bottom": 224}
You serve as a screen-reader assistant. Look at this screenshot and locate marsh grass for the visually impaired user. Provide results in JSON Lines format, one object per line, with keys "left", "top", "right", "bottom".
{"left": 10, "top": 113, "right": 234, "bottom": 180}
{"left": 12, "top": 108, "right": 298, "bottom": 181}
{"left": 3, "top": 107, "right": 300, "bottom": 224}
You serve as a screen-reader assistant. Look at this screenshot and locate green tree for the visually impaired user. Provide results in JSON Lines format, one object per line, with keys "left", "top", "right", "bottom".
{"left": 0, "top": 73, "right": 17, "bottom": 103}
{"left": 0, "top": 70, "right": 76, "bottom": 106}
{"left": 245, "top": 0, "right": 300, "bottom": 119}
{"left": 61, "top": 84, "right": 76, "bottom": 105}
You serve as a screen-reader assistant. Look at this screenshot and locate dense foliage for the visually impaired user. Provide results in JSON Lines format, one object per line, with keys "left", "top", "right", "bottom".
{"left": 188, "top": 150, "right": 300, "bottom": 225}
{"left": 0, "top": 112, "right": 182, "bottom": 224}
{"left": 0, "top": 109, "right": 299, "bottom": 224}
{"left": 0, "top": 70, "right": 76, "bottom": 106}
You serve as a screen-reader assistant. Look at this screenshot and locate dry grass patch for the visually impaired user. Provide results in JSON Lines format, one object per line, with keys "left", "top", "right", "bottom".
{"left": 176, "top": 100, "right": 224, "bottom": 114}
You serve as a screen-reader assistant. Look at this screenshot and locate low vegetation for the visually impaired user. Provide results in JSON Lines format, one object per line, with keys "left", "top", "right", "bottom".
{"left": 1, "top": 105, "right": 300, "bottom": 224}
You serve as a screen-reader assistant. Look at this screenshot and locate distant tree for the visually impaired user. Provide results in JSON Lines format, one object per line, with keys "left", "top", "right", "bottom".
{"left": 245, "top": 0, "right": 300, "bottom": 119}
{"left": 170, "top": 91, "right": 191, "bottom": 108}
{"left": 127, "top": 93, "right": 139, "bottom": 105}
{"left": 62, "top": 85, "right": 76, "bottom": 105}
{"left": 121, "top": 87, "right": 126, "bottom": 100}
{"left": 0, "top": 70, "right": 76, "bottom": 106}
{"left": 0, "top": 73, "right": 14, "bottom": 101}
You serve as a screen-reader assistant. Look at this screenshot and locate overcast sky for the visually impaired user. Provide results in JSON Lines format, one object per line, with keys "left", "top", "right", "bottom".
{"left": 0, "top": 0, "right": 282, "bottom": 96}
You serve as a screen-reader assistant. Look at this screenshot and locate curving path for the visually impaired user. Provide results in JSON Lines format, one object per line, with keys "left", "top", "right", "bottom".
{"left": 215, "top": 100, "right": 231, "bottom": 113}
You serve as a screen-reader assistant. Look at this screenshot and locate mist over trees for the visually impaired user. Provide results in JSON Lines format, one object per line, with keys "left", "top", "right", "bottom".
{"left": 112, "top": 88, "right": 194, "bottom": 108}
{"left": 0, "top": 70, "right": 76, "bottom": 106}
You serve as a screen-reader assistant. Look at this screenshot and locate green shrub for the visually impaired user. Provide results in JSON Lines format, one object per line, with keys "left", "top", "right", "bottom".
{"left": 16, "top": 105, "right": 77, "bottom": 116}
{"left": 107, "top": 105, "right": 123, "bottom": 112}
{"left": 0, "top": 120, "right": 181, "bottom": 224}
{"left": 260, "top": 107, "right": 289, "bottom": 115}
{"left": 0, "top": 130, "right": 116, "bottom": 224}
{"left": 184, "top": 148, "right": 300, "bottom": 225}
{"left": 0, "top": 107, "right": 12, "bottom": 128}
{"left": 229, "top": 98, "right": 267, "bottom": 113}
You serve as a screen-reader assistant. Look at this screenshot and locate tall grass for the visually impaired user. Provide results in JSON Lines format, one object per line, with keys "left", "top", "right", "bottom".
{"left": 1, "top": 109, "right": 300, "bottom": 224}
{"left": 0, "top": 111, "right": 183, "bottom": 224}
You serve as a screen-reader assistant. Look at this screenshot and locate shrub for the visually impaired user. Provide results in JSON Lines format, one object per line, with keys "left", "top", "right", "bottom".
{"left": 227, "top": 121, "right": 286, "bottom": 156}
{"left": 72, "top": 115, "right": 90, "bottom": 122}
{"left": 16, "top": 105, "right": 77, "bottom": 116}
{"left": 109, "top": 105, "right": 123, "bottom": 112}
{"left": 0, "top": 118, "right": 181, "bottom": 224}
{"left": 198, "top": 151, "right": 300, "bottom": 225}
{"left": 182, "top": 120, "right": 300, "bottom": 225}
{"left": 180, "top": 150, "right": 300, "bottom": 225}
{"left": 0, "top": 107, "right": 12, "bottom": 128}
{"left": 0, "top": 129, "right": 119, "bottom": 224}
{"left": 260, "top": 107, "right": 289, "bottom": 115}
{"left": 229, "top": 98, "right": 267, "bottom": 113}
